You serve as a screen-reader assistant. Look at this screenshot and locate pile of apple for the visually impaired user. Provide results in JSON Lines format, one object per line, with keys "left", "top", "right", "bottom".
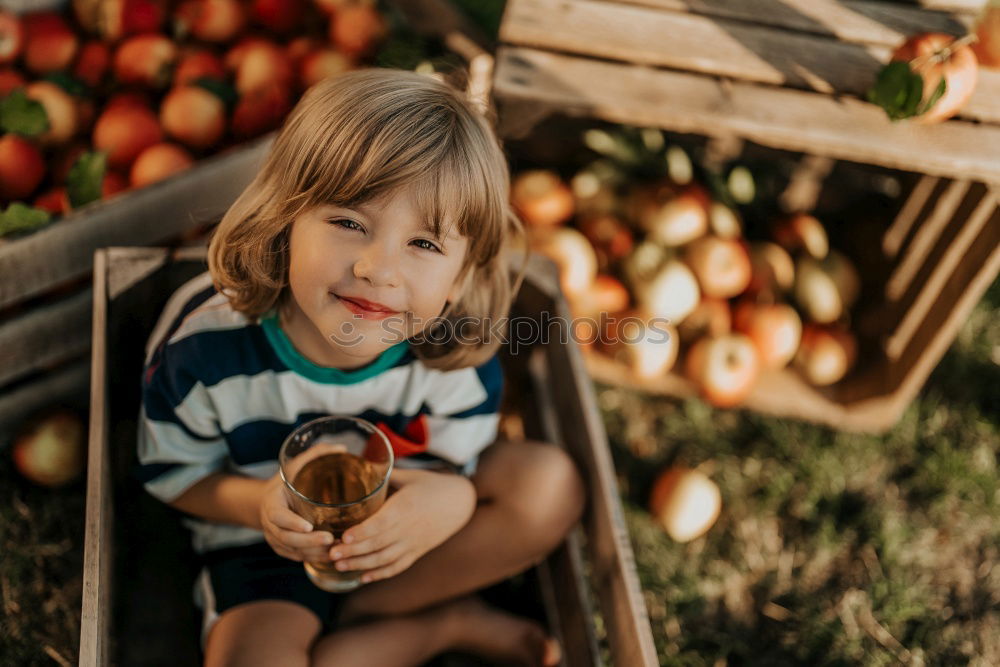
{"left": 0, "top": 0, "right": 387, "bottom": 238}
{"left": 516, "top": 129, "right": 862, "bottom": 408}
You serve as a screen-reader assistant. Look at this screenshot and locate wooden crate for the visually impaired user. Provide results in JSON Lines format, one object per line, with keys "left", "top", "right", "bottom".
{"left": 492, "top": 0, "right": 1000, "bottom": 432}
{"left": 80, "top": 247, "right": 657, "bottom": 666}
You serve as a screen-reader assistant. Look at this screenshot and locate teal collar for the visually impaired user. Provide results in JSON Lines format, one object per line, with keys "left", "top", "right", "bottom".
{"left": 260, "top": 312, "right": 410, "bottom": 384}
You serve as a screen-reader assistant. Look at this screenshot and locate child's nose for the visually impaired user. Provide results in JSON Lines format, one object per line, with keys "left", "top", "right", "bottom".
{"left": 353, "top": 241, "right": 400, "bottom": 287}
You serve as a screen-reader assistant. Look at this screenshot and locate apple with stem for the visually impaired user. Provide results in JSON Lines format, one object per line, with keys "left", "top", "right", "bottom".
{"left": 685, "top": 333, "right": 760, "bottom": 407}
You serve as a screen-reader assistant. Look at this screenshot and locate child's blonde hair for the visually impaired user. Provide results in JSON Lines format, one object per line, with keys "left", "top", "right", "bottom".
{"left": 208, "top": 69, "right": 524, "bottom": 370}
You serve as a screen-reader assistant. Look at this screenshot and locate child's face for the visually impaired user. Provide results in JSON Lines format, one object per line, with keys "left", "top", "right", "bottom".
{"left": 282, "top": 186, "right": 470, "bottom": 368}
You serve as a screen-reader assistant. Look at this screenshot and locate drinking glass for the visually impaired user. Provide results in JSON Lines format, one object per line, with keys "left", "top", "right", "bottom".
{"left": 279, "top": 416, "right": 394, "bottom": 592}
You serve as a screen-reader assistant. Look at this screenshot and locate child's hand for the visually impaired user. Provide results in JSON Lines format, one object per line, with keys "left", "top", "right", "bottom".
{"left": 259, "top": 474, "right": 335, "bottom": 562}
{"left": 330, "top": 468, "right": 476, "bottom": 583}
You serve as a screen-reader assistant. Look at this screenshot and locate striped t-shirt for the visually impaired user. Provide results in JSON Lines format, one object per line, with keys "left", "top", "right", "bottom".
{"left": 137, "top": 271, "right": 502, "bottom": 554}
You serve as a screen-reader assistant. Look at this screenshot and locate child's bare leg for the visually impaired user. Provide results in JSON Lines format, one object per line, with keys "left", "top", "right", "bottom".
{"left": 312, "top": 596, "right": 560, "bottom": 667}
{"left": 203, "top": 600, "right": 320, "bottom": 667}
{"left": 341, "top": 440, "right": 584, "bottom": 620}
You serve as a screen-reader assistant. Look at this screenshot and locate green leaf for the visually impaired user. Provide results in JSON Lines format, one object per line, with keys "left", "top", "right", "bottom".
{"left": 0, "top": 202, "right": 52, "bottom": 237}
{"left": 867, "top": 61, "right": 927, "bottom": 122}
{"left": 0, "top": 90, "right": 49, "bottom": 137}
{"left": 193, "top": 78, "right": 238, "bottom": 111}
{"left": 43, "top": 72, "right": 89, "bottom": 97}
{"left": 917, "top": 76, "right": 947, "bottom": 117}
{"left": 67, "top": 151, "right": 107, "bottom": 209}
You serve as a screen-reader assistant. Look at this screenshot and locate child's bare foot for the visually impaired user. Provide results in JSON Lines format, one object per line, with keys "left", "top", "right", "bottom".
{"left": 443, "top": 596, "right": 561, "bottom": 666}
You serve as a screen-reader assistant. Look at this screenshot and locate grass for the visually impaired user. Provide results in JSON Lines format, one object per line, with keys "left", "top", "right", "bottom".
{"left": 600, "top": 278, "right": 1000, "bottom": 666}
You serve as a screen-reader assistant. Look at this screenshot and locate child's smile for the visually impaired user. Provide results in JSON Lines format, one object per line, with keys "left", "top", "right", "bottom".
{"left": 281, "top": 186, "right": 469, "bottom": 370}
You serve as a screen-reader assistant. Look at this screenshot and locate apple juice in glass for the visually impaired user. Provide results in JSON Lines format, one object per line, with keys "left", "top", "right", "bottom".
{"left": 279, "top": 416, "right": 394, "bottom": 592}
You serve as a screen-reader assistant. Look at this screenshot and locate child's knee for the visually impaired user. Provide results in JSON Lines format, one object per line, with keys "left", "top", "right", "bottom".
{"left": 503, "top": 443, "right": 585, "bottom": 539}
{"left": 204, "top": 600, "right": 319, "bottom": 667}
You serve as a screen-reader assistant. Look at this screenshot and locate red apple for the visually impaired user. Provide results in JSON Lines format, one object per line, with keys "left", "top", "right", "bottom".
{"left": 578, "top": 214, "right": 634, "bottom": 263}
{"left": 73, "top": 0, "right": 166, "bottom": 40}
{"left": 732, "top": 300, "right": 802, "bottom": 370}
{"left": 11, "top": 411, "right": 85, "bottom": 487}
{"left": 25, "top": 81, "right": 78, "bottom": 146}
{"left": 34, "top": 186, "right": 69, "bottom": 215}
{"left": 773, "top": 213, "right": 828, "bottom": 260}
{"left": 299, "top": 47, "right": 352, "bottom": 90}
{"left": 106, "top": 90, "right": 153, "bottom": 111}
{"left": 512, "top": 170, "right": 574, "bottom": 228}
{"left": 102, "top": 170, "right": 129, "bottom": 199}
{"left": 642, "top": 183, "right": 710, "bottom": 247}
{"left": 0, "top": 10, "right": 23, "bottom": 65}
{"left": 795, "top": 325, "right": 857, "bottom": 386}
{"left": 649, "top": 465, "right": 722, "bottom": 543}
{"left": 251, "top": 0, "right": 304, "bottom": 33}
{"left": 973, "top": 7, "right": 1000, "bottom": 69}
{"left": 130, "top": 142, "right": 194, "bottom": 187}
{"left": 74, "top": 41, "right": 111, "bottom": 88}
{"left": 287, "top": 36, "right": 320, "bottom": 64}
{"left": 160, "top": 85, "right": 225, "bottom": 150}
{"left": 175, "top": 0, "right": 246, "bottom": 43}
{"left": 635, "top": 258, "right": 700, "bottom": 325}
{"left": 748, "top": 241, "right": 796, "bottom": 295}
{"left": 233, "top": 39, "right": 293, "bottom": 94}
{"left": 22, "top": 12, "right": 78, "bottom": 75}
{"left": 114, "top": 34, "right": 177, "bottom": 88}
{"left": 93, "top": 104, "right": 163, "bottom": 170}
{"left": 173, "top": 48, "right": 226, "bottom": 87}
{"left": 0, "top": 67, "right": 24, "bottom": 95}
{"left": 677, "top": 296, "right": 731, "bottom": 344}
{"left": 607, "top": 312, "right": 679, "bottom": 380}
{"left": 892, "top": 32, "right": 978, "bottom": 124}
{"left": 568, "top": 273, "right": 630, "bottom": 318}
{"left": 685, "top": 333, "right": 760, "bottom": 407}
{"left": 531, "top": 227, "right": 598, "bottom": 298}
{"left": 794, "top": 251, "right": 860, "bottom": 324}
{"left": 0, "top": 134, "right": 45, "bottom": 200}
{"left": 684, "top": 235, "right": 752, "bottom": 299}
{"left": 328, "top": 4, "right": 386, "bottom": 59}
{"left": 231, "top": 83, "right": 291, "bottom": 139}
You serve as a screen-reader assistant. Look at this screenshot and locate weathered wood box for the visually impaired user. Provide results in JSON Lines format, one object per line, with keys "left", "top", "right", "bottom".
{"left": 80, "top": 247, "right": 658, "bottom": 666}
{"left": 493, "top": 0, "right": 1000, "bottom": 432}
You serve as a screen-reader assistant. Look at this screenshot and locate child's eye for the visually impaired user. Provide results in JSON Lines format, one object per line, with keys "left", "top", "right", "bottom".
{"left": 329, "top": 218, "right": 363, "bottom": 232}
{"left": 411, "top": 239, "right": 442, "bottom": 252}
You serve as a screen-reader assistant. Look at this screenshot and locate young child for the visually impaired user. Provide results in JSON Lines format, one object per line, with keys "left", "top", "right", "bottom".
{"left": 137, "top": 68, "right": 584, "bottom": 666}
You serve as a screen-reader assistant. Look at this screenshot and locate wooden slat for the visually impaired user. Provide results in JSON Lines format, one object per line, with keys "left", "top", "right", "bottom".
{"left": 614, "top": 0, "right": 972, "bottom": 47}
{"left": 493, "top": 47, "right": 1000, "bottom": 183}
{"left": 528, "top": 344, "right": 601, "bottom": 667}
{"left": 0, "top": 134, "right": 271, "bottom": 310}
{"left": 521, "top": 258, "right": 659, "bottom": 667}
{"left": 0, "top": 287, "right": 91, "bottom": 388}
{"left": 0, "top": 358, "right": 88, "bottom": 441}
{"left": 80, "top": 251, "right": 111, "bottom": 667}
{"left": 883, "top": 175, "right": 940, "bottom": 257}
{"left": 885, "top": 179, "right": 970, "bottom": 301}
{"left": 501, "top": 0, "right": 1000, "bottom": 124}
{"left": 887, "top": 187, "right": 998, "bottom": 358}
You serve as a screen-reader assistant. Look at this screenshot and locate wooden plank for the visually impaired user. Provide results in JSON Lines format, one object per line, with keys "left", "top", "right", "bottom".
{"left": 500, "top": 0, "right": 999, "bottom": 124}
{"left": 493, "top": 47, "right": 1000, "bottom": 183}
{"left": 612, "top": 0, "right": 973, "bottom": 47}
{"left": 887, "top": 187, "right": 998, "bottom": 358}
{"left": 883, "top": 175, "right": 939, "bottom": 257}
{"left": 0, "top": 358, "right": 89, "bottom": 442}
{"left": 0, "top": 134, "right": 271, "bottom": 310}
{"left": 79, "top": 249, "right": 111, "bottom": 667}
{"left": 885, "top": 179, "right": 970, "bottom": 301}
{"left": 0, "top": 287, "right": 91, "bottom": 388}
{"left": 520, "top": 260, "right": 659, "bottom": 667}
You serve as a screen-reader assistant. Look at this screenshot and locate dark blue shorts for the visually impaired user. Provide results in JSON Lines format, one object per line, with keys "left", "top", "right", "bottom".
{"left": 196, "top": 541, "right": 346, "bottom": 642}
